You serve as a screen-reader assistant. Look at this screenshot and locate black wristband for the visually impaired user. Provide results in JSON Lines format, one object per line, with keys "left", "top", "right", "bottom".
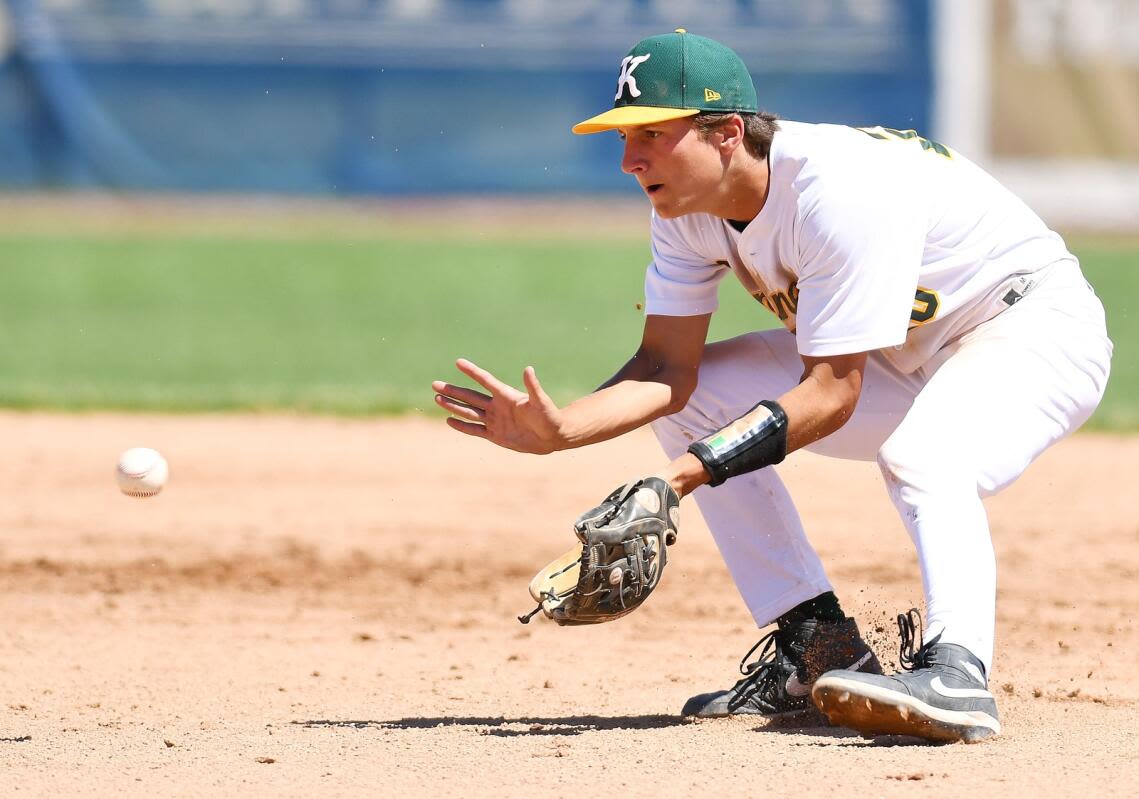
{"left": 687, "top": 400, "right": 788, "bottom": 487}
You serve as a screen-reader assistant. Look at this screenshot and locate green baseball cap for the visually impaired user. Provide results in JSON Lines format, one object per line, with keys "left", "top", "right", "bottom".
{"left": 572, "top": 29, "right": 758, "bottom": 135}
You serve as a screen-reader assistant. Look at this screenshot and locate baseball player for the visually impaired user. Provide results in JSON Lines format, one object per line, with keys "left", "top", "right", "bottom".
{"left": 432, "top": 30, "right": 1112, "bottom": 743}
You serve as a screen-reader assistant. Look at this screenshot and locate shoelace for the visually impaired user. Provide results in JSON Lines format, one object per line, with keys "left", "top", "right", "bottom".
{"left": 896, "top": 607, "right": 942, "bottom": 672}
{"left": 727, "top": 629, "right": 791, "bottom": 710}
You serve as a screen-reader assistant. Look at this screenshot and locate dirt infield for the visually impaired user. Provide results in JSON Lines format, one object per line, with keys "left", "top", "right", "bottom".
{"left": 2, "top": 412, "right": 1137, "bottom": 797}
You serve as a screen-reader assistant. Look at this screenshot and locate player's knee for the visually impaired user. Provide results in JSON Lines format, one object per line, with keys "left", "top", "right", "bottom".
{"left": 875, "top": 439, "right": 905, "bottom": 486}
{"left": 877, "top": 432, "right": 975, "bottom": 494}
{"left": 877, "top": 433, "right": 940, "bottom": 488}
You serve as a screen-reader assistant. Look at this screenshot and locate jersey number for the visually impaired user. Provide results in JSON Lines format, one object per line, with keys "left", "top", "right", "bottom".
{"left": 911, "top": 287, "right": 940, "bottom": 325}
{"left": 858, "top": 126, "right": 952, "bottom": 159}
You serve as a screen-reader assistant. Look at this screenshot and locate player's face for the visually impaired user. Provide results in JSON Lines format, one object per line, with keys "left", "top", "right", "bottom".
{"left": 618, "top": 119, "right": 725, "bottom": 218}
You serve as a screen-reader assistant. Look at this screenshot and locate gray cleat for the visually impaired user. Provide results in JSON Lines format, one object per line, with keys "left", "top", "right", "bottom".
{"left": 812, "top": 609, "right": 1001, "bottom": 743}
{"left": 682, "top": 617, "right": 882, "bottom": 718}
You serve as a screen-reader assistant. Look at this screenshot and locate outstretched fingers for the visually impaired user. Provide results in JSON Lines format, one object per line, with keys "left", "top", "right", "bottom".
{"left": 455, "top": 358, "right": 515, "bottom": 397}
{"left": 522, "top": 366, "right": 551, "bottom": 403}
{"left": 431, "top": 379, "right": 490, "bottom": 410}
{"left": 434, "top": 392, "right": 484, "bottom": 422}
{"left": 444, "top": 417, "right": 490, "bottom": 439}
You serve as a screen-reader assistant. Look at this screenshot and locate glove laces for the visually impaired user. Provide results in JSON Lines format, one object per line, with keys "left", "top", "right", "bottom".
{"left": 591, "top": 480, "right": 641, "bottom": 529}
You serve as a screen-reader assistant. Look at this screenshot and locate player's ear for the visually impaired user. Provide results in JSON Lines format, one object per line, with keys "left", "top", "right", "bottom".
{"left": 717, "top": 115, "right": 746, "bottom": 154}
{"left": 724, "top": 116, "right": 742, "bottom": 151}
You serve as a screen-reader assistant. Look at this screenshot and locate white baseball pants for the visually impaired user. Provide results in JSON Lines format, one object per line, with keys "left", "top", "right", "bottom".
{"left": 650, "top": 262, "right": 1112, "bottom": 675}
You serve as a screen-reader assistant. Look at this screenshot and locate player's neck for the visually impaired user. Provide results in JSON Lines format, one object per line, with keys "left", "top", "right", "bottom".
{"left": 709, "top": 153, "right": 770, "bottom": 224}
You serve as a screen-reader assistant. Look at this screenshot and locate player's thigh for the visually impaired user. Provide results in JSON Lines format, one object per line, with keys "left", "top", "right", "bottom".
{"left": 666, "top": 329, "right": 922, "bottom": 462}
{"left": 669, "top": 329, "right": 804, "bottom": 431}
{"left": 805, "top": 350, "right": 924, "bottom": 462}
{"left": 652, "top": 329, "right": 802, "bottom": 450}
{"left": 879, "top": 298, "right": 1110, "bottom": 494}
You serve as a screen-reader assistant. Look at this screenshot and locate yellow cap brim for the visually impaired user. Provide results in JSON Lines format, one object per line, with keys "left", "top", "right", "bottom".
{"left": 571, "top": 105, "right": 700, "bottom": 135}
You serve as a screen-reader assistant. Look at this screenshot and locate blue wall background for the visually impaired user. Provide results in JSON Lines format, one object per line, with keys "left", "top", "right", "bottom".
{"left": 0, "top": 0, "right": 933, "bottom": 195}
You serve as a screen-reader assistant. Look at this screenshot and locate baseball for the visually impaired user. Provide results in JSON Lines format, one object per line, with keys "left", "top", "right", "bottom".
{"left": 115, "top": 447, "right": 169, "bottom": 497}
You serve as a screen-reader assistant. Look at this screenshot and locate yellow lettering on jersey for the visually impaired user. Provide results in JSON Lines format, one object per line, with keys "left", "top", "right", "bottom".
{"left": 752, "top": 292, "right": 774, "bottom": 318}
{"left": 910, "top": 287, "right": 940, "bottom": 326}
{"left": 772, "top": 291, "right": 797, "bottom": 320}
{"left": 752, "top": 281, "right": 799, "bottom": 322}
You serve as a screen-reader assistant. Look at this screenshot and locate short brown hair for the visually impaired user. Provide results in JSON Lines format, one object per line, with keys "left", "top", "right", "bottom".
{"left": 692, "top": 111, "right": 780, "bottom": 160}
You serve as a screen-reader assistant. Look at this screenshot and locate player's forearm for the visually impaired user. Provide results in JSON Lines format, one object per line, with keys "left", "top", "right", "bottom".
{"left": 547, "top": 315, "right": 706, "bottom": 451}
{"left": 548, "top": 347, "right": 698, "bottom": 450}
{"left": 555, "top": 377, "right": 684, "bottom": 449}
{"left": 779, "top": 372, "right": 860, "bottom": 453}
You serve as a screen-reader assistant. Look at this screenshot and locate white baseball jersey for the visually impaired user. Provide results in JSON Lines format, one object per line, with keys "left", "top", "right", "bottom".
{"left": 644, "top": 120, "right": 1078, "bottom": 373}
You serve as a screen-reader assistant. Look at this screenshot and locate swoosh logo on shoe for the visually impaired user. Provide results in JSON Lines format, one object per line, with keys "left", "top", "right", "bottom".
{"left": 785, "top": 651, "right": 876, "bottom": 697}
{"left": 930, "top": 676, "right": 992, "bottom": 699}
{"left": 963, "top": 661, "right": 986, "bottom": 685}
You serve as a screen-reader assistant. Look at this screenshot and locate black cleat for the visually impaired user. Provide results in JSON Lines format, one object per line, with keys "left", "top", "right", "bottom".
{"left": 812, "top": 609, "right": 1001, "bottom": 743}
{"left": 682, "top": 617, "right": 882, "bottom": 718}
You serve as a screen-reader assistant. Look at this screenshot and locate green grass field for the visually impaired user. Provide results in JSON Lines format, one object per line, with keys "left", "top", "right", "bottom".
{"left": 0, "top": 232, "right": 1134, "bottom": 429}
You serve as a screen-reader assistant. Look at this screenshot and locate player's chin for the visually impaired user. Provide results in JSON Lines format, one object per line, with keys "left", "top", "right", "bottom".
{"left": 646, "top": 195, "right": 684, "bottom": 219}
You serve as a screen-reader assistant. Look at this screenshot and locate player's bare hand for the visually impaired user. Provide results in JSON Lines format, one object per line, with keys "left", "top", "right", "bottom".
{"left": 432, "top": 358, "right": 565, "bottom": 454}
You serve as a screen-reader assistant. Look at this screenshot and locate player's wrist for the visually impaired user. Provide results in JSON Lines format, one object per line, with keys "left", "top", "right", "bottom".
{"left": 659, "top": 452, "right": 711, "bottom": 499}
{"left": 544, "top": 405, "right": 596, "bottom": 451}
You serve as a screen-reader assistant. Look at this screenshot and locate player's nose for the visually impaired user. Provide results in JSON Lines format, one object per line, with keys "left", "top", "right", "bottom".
{"left": 621, "top": 140, "right": 647, "bottom": 174}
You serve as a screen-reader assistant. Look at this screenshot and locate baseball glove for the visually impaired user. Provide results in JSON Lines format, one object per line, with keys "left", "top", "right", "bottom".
{"left": 518, "top": 477, "right": 680, "bottom": 626}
